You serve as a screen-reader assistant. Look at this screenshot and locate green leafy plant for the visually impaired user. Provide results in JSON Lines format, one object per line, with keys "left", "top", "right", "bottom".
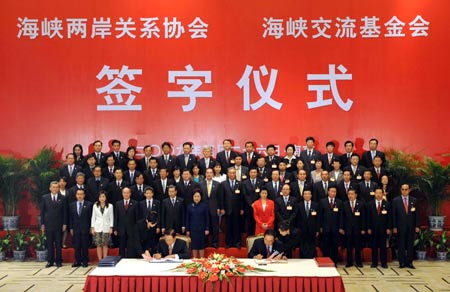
{"left": 418, "top": 156, "right": 450, "bottom": 216}
{"left": 28, "top": 146, "right": 62, "bottom": 208}
{"left": 0, "top": 155, "right": 30, "bottom": 216}
{"left": 385, "top": 148, "right": 423, "bottom": 197}
{"left": 33, "top": 231, "right": 47, "bottom": 251}
{"left": 0, "top": 231, "right": 12, "bottom": 253}
{"left": 435, "top": 231, "right": 450, "bottom": 252}
{"left": 13, "top": 229, "right": 32, "bottom": 251}
{"left": 413, "top": 228, "right": 434, "bottom": 251}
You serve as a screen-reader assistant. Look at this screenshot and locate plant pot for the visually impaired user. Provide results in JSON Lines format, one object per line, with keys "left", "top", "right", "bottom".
{"left": 0, "top": 251, "right": 5, "bottom": 261}
{"left": 428, "top": 216, "right": 446, "bottom": 231}
{"left": 35, "top": 250, "right": 47, "bottom": 262}
{"left": 2, "top": 216, "right": 20, "bottom": 231}
{"left": 416, "top": 250, "right": 427, "bottom": 261}
{"left": 436, "top": 251, "right": 448, "bottom": 261}
{"left": 13, "top": 250, "right": 26, "bottom": 261}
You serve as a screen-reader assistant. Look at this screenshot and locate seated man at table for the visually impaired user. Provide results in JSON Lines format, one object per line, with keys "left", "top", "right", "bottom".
{"left": 150, "top": 229, "right": 190, "bottom": 259}
{"left": 248, "top": 229, "right": 285, "bottom": 259}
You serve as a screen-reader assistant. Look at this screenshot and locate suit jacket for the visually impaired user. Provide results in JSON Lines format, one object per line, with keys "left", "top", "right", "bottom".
{"left": 161, "top": 197, "right": 185, "bottom": 231}
{"left": 69, "top": 200, "right": 93, "bottom": 233}
{"left": 233, "top": 165, "right": 249, "bottom": 181}
{"left": 137, "top": 198, "right": 161, "bottom": 235}
{"left": 153, "top": 238, "right": 190, "bottom": 259}
{"left": 265, "top": 155, "right": 281, "bottom": 169}
{"left": 107, "top": 180, "right": 131, "bottom": 204}
{"left": 370, "top": 166, "right": 388, "bottom": 185}
{"left": 114, "top": 199, "right": 139, "bottom": 236}
{"left": 90, "top": 152, "right": 107, "bottom": 167}
{"left": 123, "top": 170, "right": 142, "bottom": 186}
{"left": 321, "top": 153, "right": 340, "bottom": 172}
{"left": 340, "top": 152, "right": 354, "bottom": 169}
{"left": 366, "top": 200, "right": 392, "bottom": 234}
{"left": 275, "top": 196, "right": 298, "bottom": 227}
{"left": 336, "top": 180, "right": 358, "bottom": 202}
{"left": 329, "top": 170, "right": 343, "bottom": 184}
{"left": 299, "top": 149, "right": 321, "bottom": 171}
{"left": 341, "top": 200, "right": 366, "bottom": 235}
{"left": 361, "top": 150, "right": 386, "bottom": 168}
{"left": 248, "top": 237, "right": 284, "bottom": 258}
{"left": 343, "top": 165, "right": 366, "bottom": 184}
{"left": 156, "top": 155, "right": 176, "bottom": 176}
{"left": 137, "top": 156, "right": 153, "bottom": 173}
{"left": 198, "top": 157, "right": 216, "bottom": 175}
{"left": 82, "top": 166, "right": 96, "bottom": 181}
{"left": 109, "top": 151, "right": 127, "bottom": 169}
{"left": 296, "top": 200, "right": 320, "bottom": 235}
{"left": 86, "top": 177, "right": 109, "bottom": 202}
{"left": 256, "top": 167, "right": 272, "bottom": 182}
{"left": 153, "top": 178, "right": 175, "bottom": 202}
{"left": 241, "top": 152, "right": 260, "bottom": 168}
{"left": 143, "top": 168, "right": 160, "bottom": 187}
{"left": 59, "top": 164, "right": 83, "bottom": 189}
{"left": 281, "top": 156, "right": 298, "bottom": 173}
{"left": 216, "top": 150, "right": 239, "bottom": 173}
{"left": 186, "top": 202, "right": 210, "bottom": 232}
{"left": 176, "top": 180, "right": 200, "bottom": 207}
{"left": 91, "top": 203, "right": 114, "bottom": 232}
{"left": 313, "top": 180, "right": 336, "bottom": 203}
{"left": 265, "top": 181, "right": 282, "bottom": 201}
{"left": 252, "top": 199, "right": 275, "bottom": 235}
{"left": 392, "top": 195, "right": 420, "bottom": 233}
{"left": 67, "top": 184, "right": 91, "bottom": 204}
{"left": 176, "top": 154, "right": 198, "bottom": 171}
{"left": 200, "top": 179, "right": 223, "bottom": 214}
{"left": 130, "top": 184, "right": 150, "bottom": 201}
{"left": 279, "top": 171, "right": 294, "bottom": 185}
{"left": 102, "top": 166, "right": 116, "bottom": 182}
{"left": 358, "top": 181, "right": 379, "bottom": 203}
{"left": 319, "top": 197, "right": 343, "bottom": 233}
{"left": 290, "top": 179, "right": 313, "bottom": 200}
{"left": 40, "top": 193, "right": 68, "bottom": 231}
{"left": 242, "top": 178, "right": 264, "bottom": 209}
{"left": 221, "top": 180, "right": 244, "bottom": 215}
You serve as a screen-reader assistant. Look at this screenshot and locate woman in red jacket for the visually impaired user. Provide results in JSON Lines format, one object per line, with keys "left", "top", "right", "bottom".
{"left": 252, "top": 188, "right": 275, "bottom": 236}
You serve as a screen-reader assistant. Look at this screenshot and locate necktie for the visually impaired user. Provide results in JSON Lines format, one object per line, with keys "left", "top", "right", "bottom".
{"left": 125, "top": 200, "right": 129, "bottom": 210}
{"left": 403, "top": 197, "right": 408, "bottom": 214}
{"left": 377, "top": 201, "right": 381, "bottom": 215}
{"left": 168, "top": 245, "right": 173, "bottom": 255}
{"left": 231, "top": 181, "right": 234, "bottom": 188}
{"left": 306, "top": 202, "right": 310, "bottom": 216}
{"left": 266, "top": 246, "right": 270, "bottom": 258}
{"left": 324, "top": 182, "right": 328, "bottom": 192}
{"left": 372, "top": 151, "right": 375, "bottom": 159}
{"left": 69, "top": 165, "right": 73, "bottom": 176}
{"left": 330, "top": 199, "right": 334, "bottom": 208}
{"left": 347, "top": 153, "right": 350, "bottom": 159}
{"left": 53, "top": 195, "right": 56, "bottom": 202}
{"left": 226, "top": 151, "right": 229, "bottom": 161}
{"left": 308, "top": 150, "right": 311, "bottom": 158}
{"left": 117, "top": 181, "right": 120, "bottom": 187}
{"left": 207, "top": 181, "right": 212, "bottom": 197}
{"left": 275, "top": 182, "right": 278, "bottom": 192}
{"left": 78, "top": 202, "right": 82, "bottom": 216}
{"left": 139, "top": 185, "right": 142, "bottom": 193}
{"left": 345, "top": 183, "right": 349, "bottom": 193}
{"left": 109, "top": 167, "right": 113, "bottom": 175}
{"left": 251, "top": 180, "right": 255, "bottom": 189}
{"left": 162, "top": 181, "right": 166, "bottom": 193}
{"left": 366, "top": 182, "right": 370, "bottom": 189}
{"left": 284, "top": 197, "right": 288, "bottom": 206}
{"left": 328, "top": 154, "right": 332, "bottom": 164}
{"left": 172, "top": 198, "right": 175, "bottom": 206}
{"left": 247, "top": 153, "right": 251, "bottom": 165}
{"left": 147, "top": 200, "right": 151, "bottom": 210}
{"left": 351, "top": 201, "right": 354, "bottom": 213}
{"left": 280, "top": 173, "right": 284, "bottom": 182}
{"left": 376, "top": 168, "right": 380, "bottom": 179}
{"left": 152, "top": 169, "right": 156, "bottom": 178}
{"left": 299, "top": 182, "right": 304, "bottom": 194}
{"left": 236, "top": 167, "right": 241, "bottom": 180}
{"left": 130, "top": 172, "right": 134, "bottom": 182}
{"left": 184, "top": 155, "right": 189, "bottom": 166}
{"left": 165, "top": 155, "right": 168, "bottom": 164}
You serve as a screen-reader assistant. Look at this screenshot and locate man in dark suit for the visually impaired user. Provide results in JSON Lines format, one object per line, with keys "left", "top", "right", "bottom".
{"left": 343, "top": 154, "right": 366, "bottom": 184}
{"left": 336, "top": 170, "right": 358, "bottom": 202}
{"left": 102, "top": 155, "right": 117, "bottom": 182}
{"left": 123, "top": 159, "right": 141, "bottom": 186}
{"left": 200, "top": 168, "right": 223, "bottom": 248}
{"left": 222, "top": 168, "right": 244, "bottom": 248}
{"left": 198, "top": 145, "right": 216, "bottom": 175}
{"left": 340, "top": 140, "right": 355, "bottom": 169}
{"left": 176, "top": 142, "right": 198, "bottom": 172}
{"left": 278, "top": 161, "right": 294, "bottom": 185}
{"left": 290, "top": 169, "right": 312, "bottom": 200}
{"left": 241, "top": 141, "right": 260, "bottom": 168}
{"left": 176, "top": 169, "right": 200, "bottom": 208}
{"left": 137, "top": 187, "right": 161, "bottom": 252}
{"left": 153, "top": 168, "right": 174, "bottom": 202}
{"left": 137, "top": 145, "right": 154, "bottom": 173}
{"left": 143, "top": 157, "right": 160, "bottom": 187}
{"left": 69, "top": 189, "right": 93, "bottom": 267}
{"left": 296, "top": 189, "right": 319, "bottom": 258}
{"left": 59, "top": 153, "right": 83, "bottom": 189}
{"left": 358, "top": 170, "right": 378, "bottom": 203}
{"left": 161, "top": 185, "right": 186, "bottom": 235}
{"left": 86, "top": 166, "right": 109, "bottom": 202}
{"left": 319, "top": 186, "right": 343, "bottom": 265}
{"left": 67, "top": 172, "right": 90, "bottom": 204}
{"left": 109, "top": 139, "right": 127, "bottom": 169}
{"left": 151, "top": 230, "right": 190, "bottom": 259}
{"left": 83, "top": 155, "right": 97, "bottom": 181}
{"left": 90, "top": 140, "right": 107, "bottom": 167}
{"left": 216, "top": 139, "right": 238, "bottom": 174}
{"left": 370, "top": 156, "right": 388, "bottom": 185}
{"left": 130, "top": 173, "right": 149, "bottom": 201}
{"left": 265, "top": 144, "right": 281, "bottom": 169}
{"left": 321, "top": 141, "right": 340, "bottom": 172}
{"left": 299, "top": 136, "right": 321, "bottom": 172}
{"left": 361, "top": 138, "right": 386, "bottom": 168}
{"left": 367, "top": 188, "right": 392, "bottom": 268}
{"left": 157, "top": 142, "right": 177, "bottom": 177}
{"left": 248, "top": 229, "right": 285, "bottom": 259}
{"left": 313, "top": 170, "right": 335, "bottom": 203}
{"left": 114, "top": 187, "right": 139, "bottom": 258}
{"left": 232, "top": 156, "right": 249, "bottom": 181}
{"left": 392, "top": 184, "right": 420, "bottom": 269}
{"left": 107, "top": 168, "right": 131, "bottom": 204}
{"left": 256, "top": 156, "right": 271, "bottom": 182}
{"left": 242, "top": 168, "right": 264, "bottom": 236}
{"left": 341, "top": 188, "right": 366, "bottom": 267}
{"left": 275, "top": 184, "right": 298, "bottom": 229}
{"left": 266, "top": 169, "right": 282, "bottom": 200}
{"left": 40, "top": 181, "right": 67, "bottom": 268}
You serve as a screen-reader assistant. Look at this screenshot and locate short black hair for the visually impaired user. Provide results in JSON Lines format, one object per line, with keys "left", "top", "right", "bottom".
{"left": 266, "top": 144, "right": 275, "bottom": 150}
{"left": 305, "top": 136, "right": 315, "bottom": 143}
{"left": 111, "top": 139, "right": 121, "bottom": 145}
{"left": 344, "top": 140, "right": 354, "bottom": 147}
{"left": 264, "top": 229, "right": 276, "bottom": 237}
{"left": 278, "top": 221, "right": 291, "bottom": 232}
{"left": 369, "top": 138, "right": 379, "bottom": 144}
{"left": 326, "top": 141, "right": 335, "bottom": 148}
{"left": 161, "top": 142, "right": 172, "bottom": 149}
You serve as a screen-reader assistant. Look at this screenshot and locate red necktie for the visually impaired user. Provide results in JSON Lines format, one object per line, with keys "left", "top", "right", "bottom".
{"left": 351, "top": 201, "right": 355, "bottom": 213}
{"left": 377, "top": 201, "right": 381, "bottom": 215}
{"left": 330, "top": 199, "right": 334, "bottom": 208}
{"left": 266, "top": 246, "right": 270, "bottom": 258}
{"left": 403, "top": 197, "right": 408, "bottom": 214}
{"left": 247, "top": 153, "right": 251, "bottom": 165}
{"left": 376, "top": 168, "right": 380, "bottom": 179}
{"left": 125, "top": 200, "right": 129, "bottom": 210}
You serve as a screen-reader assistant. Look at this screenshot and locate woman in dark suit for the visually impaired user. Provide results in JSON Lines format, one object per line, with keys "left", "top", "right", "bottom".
{"left": 73, "top": 144, "right": 85, "bottom": 167}
{"left": 186, "top": 190, "right": 209, "bottom": 258}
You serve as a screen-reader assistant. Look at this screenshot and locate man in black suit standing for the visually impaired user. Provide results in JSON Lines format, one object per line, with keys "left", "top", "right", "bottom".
{"left": 361, "top": 138, "right": 386, "bottom": 168}
{"left": 222, "top": 168, "right": 244, "bottom": 248}
{"left": 153, "top": 168, "right": 174, "bottom": 202}
{"left": 275, "top": 184, "right": 298, "bottom": 229}
{"left": 123, "top": 159, "right": 141, "bottom": 186}
{"left": 161, "top": 185, "right": 186, "bottom": 235}
{"left": 114, "top": 187, "right": 139, "bottom": 258}
{"left": 67, "top": 172, "right": 90, "bottom": 204}
{"left": 176, "top": 142, "right": 198, "bottom": 172}
{"left": 341, "top": 188, "right": 365, "bottom": 267}
{"left": 265, "top": 169, "right": 282, "bottom": 201}
{"left": 102, "top": 155, "right": 117, "bottom": 182}
{"left": 143, "top": 157, "right": 159, "bottom": 187}
{"left": 130, "top": 173, "right": 149, "bottom": 201}
{"left": 137, "top": 187, "right": 161, "bottom": 253}
{"left": 336, "top": 170, "right": 358, "bottom": 202}
{"left": 256, "top": 156, "right": 271, "bottom": 182}
{"left": 392, "top": 184, "right": 420, "bottom": 269}
{"left": 313, "top": 170, "right": 334, "bottom": 203}
{"left": 367, "top": 188, "right": 392, "bottom": 268}
{"left": 242, "top": 168, "right": 264, "bottom": 236}
{"left": 241, "top": 141, "right": 260, "bottom": 168}
{"left": 83, "top": 155, "right": 97, "bottom": 181}
{"left": 299, "top": 136, "right": 321, "bottom": 172}
{"left": 340, "top": 140, "right": 354, "bottom": 169}
{"left": 321, "top": 141, "right": 340, "bottom": 172}
{"left": 176, "top": 169, "right": 199, "bottom": 208}
{"left": 40, "top": 181, "right": 67, "bottom": 268}
{"left": 108, "top": 168, "right": 130, "bottom": 204}
{"left": 216, "top": 139, "right": 238, "bottom": 174}
{"left": 200, "top": 168, "right": 223, "bottom": 248}
{"left": 138, "top": 145, "right": 154, "bottom": 173}
{"left": 290, "top": 169, "right": 312, "bottom": 200}
{"left": 198, "top": 145, "right": 216, "bottom": 175}
{"left": 109, "top": 139, "right": 127, "bottom": 169}
{"left": 319, "top": 186, "right": 343, "bottom": 265}
{"left": 358, "top": 170, "right": 378, "bottom": 203}
{"left": 265, "top": 144, "right": 281, "bottom": 169}
{"left": 248, "top": 229, "right": 285, "bottom": 259}
{"left": 90, "top": 140, "right": 107, "bottom": 167}
{"left": 86, "top": 166, "right": 109, "bottom": 202}
{"left": 59, "top": 153, "right": 82, "bottom": 189}
{"left": 370, "top": 156, "right": 388, "bottom": 185}
{"left": 157, "top": 142, "right": 176, "bottom": 177}
{"left": 296, "top": 188, "right": 319, "bottom": 258}
{"left": 343, "top": 154, "right": 366, "bottom": 185}
{"left": 69, "top": 189, "right": 93, "bottom": 267}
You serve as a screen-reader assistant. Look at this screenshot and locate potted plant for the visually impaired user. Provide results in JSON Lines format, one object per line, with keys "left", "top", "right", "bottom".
{"left": 413, "top": 228, "right": 434, "bottom": 260}
{"left": 0, "top": 155, "right": 30, "bottom": 230}
{"left": 435, "top": 231, "right": 449, "bottom": 261}
{"left": 418, "top": 156, "right": 450, "bottom": 231}
{"left": 32, "top": 231, "right": 47, "bottom": 262}
{"left": 27, "top": 146, "right": 62, "bottom": 227}
{"left": 0, "top": 231, "right": 12, "bottom": 261}
{"left": 385, "top": 148, "right": 423, "bottom": 197}
{"left": 13, "top": 229, "right": 32, "bottom": 261}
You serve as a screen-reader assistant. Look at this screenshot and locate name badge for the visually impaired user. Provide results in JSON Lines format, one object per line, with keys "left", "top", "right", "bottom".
{"left": 354, "top": 211, "right": 360, "bottom": 216}
{"left": 235, "top": 189, "right": 240, "bottom": 194}
{"left": 287, "top": 164, "right": 291, "bottom": 168}
{"left": 333, "top": 207, "right": 339, "bottom": 212}
{"left": 310, "top": 160, "right": 315, "bottom": 164}
{"left": 255, "top": 188, "right": 260, "bottom": 193}
{"left": 286, "top": 206, "right": 293, "bottom": 211}
{"left": 311, "top": 211, "right": 317, "bottom": 216}
{"left": 411, "top": 207, "right": 416, "bottom": 212}
{"left": 264, "top": 178, "right": 269, "bottom": 182}
{"left": 370, "top": 191, "right": 375, "bottom": 196}
{"left": 330, "top": 178, "right": 335, "bottom": 182}
{"left": 285, "top": 179, "right": 290, "bottom": 184}
{"left": 356, "top": 175, "right": 362, "bottom": 180}
{"left": 272, "top": 164, "right": 277, "bottom": 169}
{"left": 381, "top": 210, "right": 387, "bottom": 215}
{"left": 242, "top": 175, "right": 247, "bottom": 180}
{"left": 230, "top": 159, "right": 235, "bottom": 164}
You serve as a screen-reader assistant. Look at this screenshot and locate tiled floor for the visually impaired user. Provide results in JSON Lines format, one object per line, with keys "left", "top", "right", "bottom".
{"left": 0, "top": 260, "right": 449, "bottom": 291}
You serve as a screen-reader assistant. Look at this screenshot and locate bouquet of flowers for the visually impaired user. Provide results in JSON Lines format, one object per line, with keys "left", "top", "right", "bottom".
{"left": 171, "top": 253, "right": 271, "bottom": 283}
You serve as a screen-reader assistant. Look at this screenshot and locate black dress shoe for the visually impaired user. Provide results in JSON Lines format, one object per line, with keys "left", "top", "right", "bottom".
{"left": 72, "top": 263, "right": 81, "bottom": 268}
{"left": 399, "top": 264, "right": 405, "bottom": 268}
{"left": 345, "top": 264, "right": 353, "bottom": 268}
{"left": 407, "top": 264, "right": 416, "bottom": 269}
{"left": 82, "top": 263, "right": 88, "bottom": 268}
{"left": 370, "top": 264, "right": 377, "bottom": 268}
{"left": 45, "top": 262, "right": 54, "bottom": 268}
{"left": 56, "top": 263, "right": 62, "bottom": 268}
{"left": 356, "top": 264, "right": 363, "bottom": 268}
{"left": 211, "top": 243, "right": 218, "bottom": 249}
{"left": 381, "top": 264, "right": 388, "bottom": 269}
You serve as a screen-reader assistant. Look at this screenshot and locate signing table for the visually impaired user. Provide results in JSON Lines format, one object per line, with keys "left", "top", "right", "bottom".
{"left": 84, "top": 259, "right": 345, "bottom": 292}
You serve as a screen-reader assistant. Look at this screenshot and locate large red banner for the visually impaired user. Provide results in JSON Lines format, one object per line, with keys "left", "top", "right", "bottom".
{"left": 1, "top": 0, "right": 449, "bottom": 158}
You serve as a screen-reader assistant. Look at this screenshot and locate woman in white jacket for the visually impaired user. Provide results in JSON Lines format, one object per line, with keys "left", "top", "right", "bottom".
{"left": 91, "top": 191, "right": 114, "bottom": 260}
